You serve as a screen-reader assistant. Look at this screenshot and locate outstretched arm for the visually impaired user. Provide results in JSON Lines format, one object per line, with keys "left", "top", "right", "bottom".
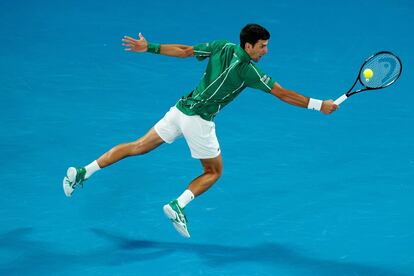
{"left": 122, "top": 33, "right": 194, "bottom": 58}
{"left": 270, "top": 83, "right": 338, "bottom": 114}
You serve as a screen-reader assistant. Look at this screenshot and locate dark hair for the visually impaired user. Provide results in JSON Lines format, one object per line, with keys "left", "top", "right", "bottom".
{"left": 240, "top": 24, "right": 270, "bottom": 49}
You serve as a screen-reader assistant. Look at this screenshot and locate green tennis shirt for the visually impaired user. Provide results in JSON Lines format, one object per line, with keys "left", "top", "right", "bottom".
{"left": 175, "top": 40, "right": 276, "bottom": 121}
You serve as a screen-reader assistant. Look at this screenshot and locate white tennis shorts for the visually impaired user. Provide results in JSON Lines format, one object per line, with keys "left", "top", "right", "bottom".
{"left": 154, "top": 106, "right": 221, "bottom": 159}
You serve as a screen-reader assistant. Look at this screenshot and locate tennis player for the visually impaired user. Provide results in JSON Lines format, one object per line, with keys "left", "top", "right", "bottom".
{"left": 63, "top": 24, "right": 338, "bottom": 238}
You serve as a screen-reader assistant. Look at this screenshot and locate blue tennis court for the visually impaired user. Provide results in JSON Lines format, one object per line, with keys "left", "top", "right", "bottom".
{"left": 1, "top": 0, "right": 413, "bottom": 275}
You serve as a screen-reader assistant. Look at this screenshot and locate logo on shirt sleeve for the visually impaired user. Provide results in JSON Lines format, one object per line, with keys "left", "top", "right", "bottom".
{"left": 260, "top": 75, "right": 271, "bottom": 84}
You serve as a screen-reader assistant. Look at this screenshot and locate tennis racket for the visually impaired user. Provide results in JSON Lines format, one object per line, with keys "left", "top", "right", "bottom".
{"left": 334, "top": 51, "right": 402, "bottom": 105}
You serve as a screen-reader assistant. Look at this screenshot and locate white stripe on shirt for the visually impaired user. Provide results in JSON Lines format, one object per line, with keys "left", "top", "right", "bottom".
{"left": 249, "top": 63, "right": 272, "bottom": 91}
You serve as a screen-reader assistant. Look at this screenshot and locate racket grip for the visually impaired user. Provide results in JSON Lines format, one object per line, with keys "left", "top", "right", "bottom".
{"left": 334, "top": 94, "right": 348, "bottom": 105}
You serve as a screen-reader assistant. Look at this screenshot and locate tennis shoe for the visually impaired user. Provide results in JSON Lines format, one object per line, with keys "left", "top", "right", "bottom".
{"left": 163, "top": 200, "right": 190, "bottom": 238}
{"left": 63, "top": 167, "right": 86, "bottom": 197}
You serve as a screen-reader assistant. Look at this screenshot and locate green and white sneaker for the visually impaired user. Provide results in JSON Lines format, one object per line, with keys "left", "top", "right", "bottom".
{"left": 63, "top": 167, "right": 86, "bottom": 197}
{"left": 163, "top": 200, "right": 190, "bottom": 238}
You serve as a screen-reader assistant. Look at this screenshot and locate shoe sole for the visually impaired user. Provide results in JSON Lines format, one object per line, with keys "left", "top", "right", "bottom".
{"left": 62, "top": 167, "right": 77, "bottom": 197}
{"left": 163, "top": 205, "right": 190, "bottom": 238}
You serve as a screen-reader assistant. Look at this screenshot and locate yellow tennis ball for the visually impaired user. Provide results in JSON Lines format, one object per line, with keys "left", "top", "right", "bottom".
{"left": 363, "top": 68, "right": 374, "bottom": 79}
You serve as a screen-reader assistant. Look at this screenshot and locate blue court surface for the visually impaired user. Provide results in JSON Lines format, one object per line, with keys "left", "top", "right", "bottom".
{"left": 1, "top": 0, "right": 413, "bottom": 275}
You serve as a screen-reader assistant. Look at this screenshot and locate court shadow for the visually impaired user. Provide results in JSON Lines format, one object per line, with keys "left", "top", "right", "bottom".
{"left": 0, "top": 227, "right": 178, "bottom": 275}
{"left": 0, "top": 227, "right": 407, "bottom": 276}
{"left": 91, "top": 228, "right": 406, "bottom": 276}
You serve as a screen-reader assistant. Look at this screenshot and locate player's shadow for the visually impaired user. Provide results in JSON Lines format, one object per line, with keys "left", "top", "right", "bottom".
{"left": 0, "top": 227, "right": 407, "bottom": 276}
{"left": 91, "top": 228, "right": 405, "bottom": 276}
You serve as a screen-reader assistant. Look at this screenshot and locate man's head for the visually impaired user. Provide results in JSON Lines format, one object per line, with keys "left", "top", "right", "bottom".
{"left": 240, "top": 24, "right": 270, "bottom": 62}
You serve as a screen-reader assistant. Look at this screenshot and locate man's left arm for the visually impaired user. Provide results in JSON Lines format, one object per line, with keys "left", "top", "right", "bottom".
{"left": 122, "top": 33, "right": 194, "bottom": 58}
{"left": 270, "top": 83, "right": 338, "bottom": 115}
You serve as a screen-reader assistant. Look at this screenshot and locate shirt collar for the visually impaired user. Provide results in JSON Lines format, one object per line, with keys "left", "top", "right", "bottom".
{"left": 234, "top": 45, "right": 251, "bottom": 62}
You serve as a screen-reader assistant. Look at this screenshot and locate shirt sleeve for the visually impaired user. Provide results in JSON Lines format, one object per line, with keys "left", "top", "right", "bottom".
{"left": 193, "top": 40, "right": 229, "bottom": 61}
{"left": 241, "top": 63, "right": 276, "bottom": 93}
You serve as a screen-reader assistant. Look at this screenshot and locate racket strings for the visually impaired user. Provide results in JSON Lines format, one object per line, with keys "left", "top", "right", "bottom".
{"left": 360, "top": 53, "right": 401, "bottom": 88}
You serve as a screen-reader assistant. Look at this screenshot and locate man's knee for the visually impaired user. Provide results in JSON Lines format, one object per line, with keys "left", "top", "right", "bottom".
{"left": 201, "top": 155, "right": 223, "bottom": 180}
{"left": 130, "top": 139, "right": 150, "bottom": 155}
{"left": 204, "top": 164, "right": 222, "bottom": 180}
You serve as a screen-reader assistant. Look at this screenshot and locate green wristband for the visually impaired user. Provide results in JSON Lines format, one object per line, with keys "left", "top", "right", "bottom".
{"left": 147, "top": 42, "right": 161, "bottom": 54}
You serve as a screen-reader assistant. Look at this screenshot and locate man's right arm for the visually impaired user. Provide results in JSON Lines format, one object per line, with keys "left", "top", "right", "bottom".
{"left": 122, "top": 33, "right": 194, "bottom": 58}
{"left": 242, "top": 63, "right": 337, "bottom": 115}
{"left": 270, "top": 83, "right": 338, "bottom": 115}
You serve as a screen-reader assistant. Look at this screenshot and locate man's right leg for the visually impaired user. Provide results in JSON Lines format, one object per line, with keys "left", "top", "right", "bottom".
{"left": 63, "top": 127, "right": 164, "bottom": 197}
{"left": 163, "top": 154, "right": 222, "bottom": 238}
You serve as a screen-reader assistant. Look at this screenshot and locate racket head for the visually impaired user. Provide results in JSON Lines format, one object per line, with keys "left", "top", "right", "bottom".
{"left": 358, "top": 51, "right": 402, "bottom": 89}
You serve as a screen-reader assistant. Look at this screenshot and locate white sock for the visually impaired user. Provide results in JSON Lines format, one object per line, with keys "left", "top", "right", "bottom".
{"left": 84, "top": 160, "right": 101, "bottom": 179}
{"left": 177, "top": 189, "right": 195, "bottom": 209}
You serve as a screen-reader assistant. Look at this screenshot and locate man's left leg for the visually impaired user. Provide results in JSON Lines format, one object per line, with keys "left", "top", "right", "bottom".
{"left": 163, "top": 154, "right": 222, "bottom": 238}
{"left": 63, "top": 128, "right": 165, "bottom": 197}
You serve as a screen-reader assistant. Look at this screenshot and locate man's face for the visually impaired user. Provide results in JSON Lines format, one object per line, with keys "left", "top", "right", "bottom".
{"left": 245, "top": 39, "right": 269, "bottom": 62}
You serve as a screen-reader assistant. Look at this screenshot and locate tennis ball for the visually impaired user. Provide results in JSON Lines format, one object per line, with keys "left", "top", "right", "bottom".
{"left": 363, "top": 68, "right": 374, "bottom": 79}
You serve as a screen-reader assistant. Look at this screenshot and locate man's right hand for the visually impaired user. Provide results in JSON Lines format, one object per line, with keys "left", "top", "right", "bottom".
{"left": 321, "top": 100, "right": 339, "bottom": 115}
{"left": 122, "top": 33, "right": 148, "bottom": 52}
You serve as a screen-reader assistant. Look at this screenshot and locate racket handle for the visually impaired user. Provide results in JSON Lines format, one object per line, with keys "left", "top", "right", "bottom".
{"left": 334, "top": 94, "right": 348, "bottom": 105}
